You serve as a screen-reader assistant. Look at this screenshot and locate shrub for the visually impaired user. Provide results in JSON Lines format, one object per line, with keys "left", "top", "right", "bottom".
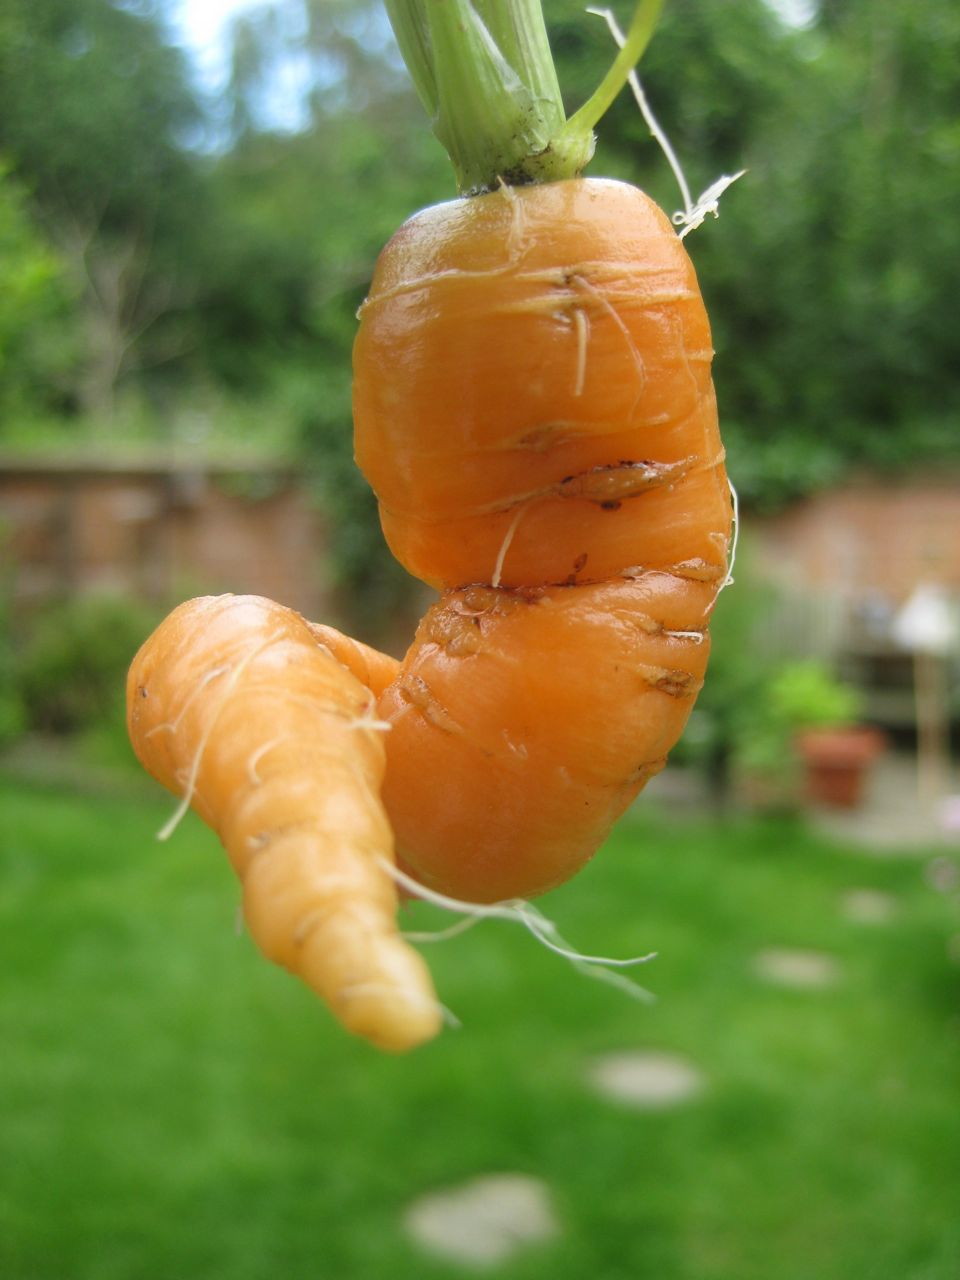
{"left": 16, "top": 594, "right": 160, "bottom": 735}
{"left": 0, "top": 588, "right": 25, "bottom": 747}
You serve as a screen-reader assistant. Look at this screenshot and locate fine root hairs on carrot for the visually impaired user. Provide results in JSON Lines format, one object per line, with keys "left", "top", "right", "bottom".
{"left": 722, "top": 476, "right": 741, "bottom": 590}
{"left": 573, "top": 305, "right": 590, "bottom": 397}
{"left": 383, "top": 857, "right": 657, "bottom": 1004}
{"left": 497, "top": 176, "right": 527, "bottom": 264}
{"left": 153, "top": 633, "right": 280, "bottom": 843}
{"left": 572, "top": 272, "right": 645, "bottom": 389}
{"left": 587, "top": 6, "right": 745, "bottom": 237}
{"left": 491, "top": 501, "right": 529, "bottom": 588}
{"left": 127, "top": 593, "right": 443, "bottom": 1053}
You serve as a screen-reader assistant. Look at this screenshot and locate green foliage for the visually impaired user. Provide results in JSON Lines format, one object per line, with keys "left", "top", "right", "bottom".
{"left": 0, "top": 0, "right": 207, "bottom": 419}
{"left": 0, "top": 166, "right": 78, "bottom": 416}
{"left": 687, "top": 0, "right": 960, "bottom": 491}
{"left": 0, "top": 0, "right": 201, "bottom": 231}
{"left": 0, "top": 583, "right": 25, "bottom": 749}
{"left": 15, "top": 594, "right": 161, "bottom": 735}
{"left": 262, "top": 364, "right": 418, "bottom": 637}
{"left": 731, "top": 659, "right": 864, "bottom": 795}
{"left": 676, "top": 546, "right": 864, "bottom": 800}
{"left": 672, "top": 545, "right": 780, "bottom": 778}
{"left": 767, "top": 659, "right": 863, "bottom": 731}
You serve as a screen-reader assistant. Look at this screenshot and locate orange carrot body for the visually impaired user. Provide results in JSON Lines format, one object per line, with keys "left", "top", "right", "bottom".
{"left": 307, "top": 621, "right": 401, "bottom": 698}
{"left": 354, "top": 179, "right": 729, "bottom": 591}
{"left": 378, "top": 574, "right": 714, "bottom": 902}
{"left": 352, "top": 178, "right": 731, "bottom": 901}
{"left": 127, "top": 177, "right": 731, "bottom": 1046}
{"left": 127, "top": 594, "right": 440, "bottom": 1052}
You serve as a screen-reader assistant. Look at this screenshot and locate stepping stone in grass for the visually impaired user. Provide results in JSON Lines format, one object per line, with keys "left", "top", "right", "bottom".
{"left": 841, "top": 888, "right": 898, "bottom": 924}
{"left": 753, "top": 947, "right": 840, "bottom": 989}
{"left": 587, "top": 1049, "right": 705, "bottom": 1109}
{"left": 403, "top": 1173, "right": 560, "bottom": 1267}
{"left": 925, "top": 856, "right": 960, "bottom": 894}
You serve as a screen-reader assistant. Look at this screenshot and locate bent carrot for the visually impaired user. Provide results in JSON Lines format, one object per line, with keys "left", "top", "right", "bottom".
{"left": 126, "top": 0, "right": 734, "bottom": 1049}
{"left": 127, "top": 594, "right": 441, "bottom": 1052}
{"left": 354, "top": 178, "right": 731, "bottom": 901}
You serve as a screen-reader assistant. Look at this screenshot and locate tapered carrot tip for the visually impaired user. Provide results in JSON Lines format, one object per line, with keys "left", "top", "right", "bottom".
{"left": 127, "top": 593, "right": 443, "bottom": 1053}
{"left": 298, "top": 904, "right": 444, "bottom": 1051}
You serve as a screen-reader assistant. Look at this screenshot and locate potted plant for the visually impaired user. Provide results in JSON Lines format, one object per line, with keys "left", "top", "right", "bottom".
{"left": 729, "top": 660, "right": 885, "bottom": 812}
{"left": 770, "top": 661, "right": 885, "bottom": 809}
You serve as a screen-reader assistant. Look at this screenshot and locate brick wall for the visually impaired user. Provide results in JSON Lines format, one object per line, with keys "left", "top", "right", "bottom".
{"left": 752, "top": 477, "right": 960, "bottom": 604}
{"left": 0, "top": 456, "right": 333, "bottom": 622}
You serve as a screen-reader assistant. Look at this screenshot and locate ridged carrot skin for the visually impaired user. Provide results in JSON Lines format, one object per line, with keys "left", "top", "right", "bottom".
{"left": 378, "top": 573, "right": 715, "bottom": 903}
{"left": 352, "top": 178, "right": 731, "bottom": 901}
{"left": 354, "top": 178, "right": 730, "bottom": 591}
{"left": 127, "top": 594, "right": 441, "bottom": 1052}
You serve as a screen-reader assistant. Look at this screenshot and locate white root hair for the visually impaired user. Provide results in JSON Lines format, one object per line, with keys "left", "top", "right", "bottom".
{"left": 246, "top": 735, "right": 291, "bottom": 787}
{"left": 573, "top": 273, "right": 645, "bottom": 388}
{"left": 491, "top": 501, "right": 528, "bottom": 589}
{"left": 497, "top": 176, "right": 527, "bottom": 264}
{"left": 154, "top": 632, "right": 285, "bottom": 842}
{"left": 587, "top": 7, "right": 745, "bottom": 238}
{"left": 144, "top": 663, "right": 229, "bottom": 741}
{"left": 380, "top": 856, "right": 656, "bottom": 1004}
{"left": 721, "top": 477, "right": 740, "bottom": 592}
{"left": 573, "top": 305, "right": 590, "bottom": 397}
{"left": 664, "top": 628, "right": 706, "bottom": 644}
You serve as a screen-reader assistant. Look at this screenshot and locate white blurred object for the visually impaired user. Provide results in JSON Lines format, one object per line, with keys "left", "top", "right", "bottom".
{"left": 892, "top": 583, "right": 958, "bottom": 656}
{"left": 892, "top": 584, "right": 957, "bottom": 806}
{"left": 940, "top": 794, "right": 960, "bottom": 836}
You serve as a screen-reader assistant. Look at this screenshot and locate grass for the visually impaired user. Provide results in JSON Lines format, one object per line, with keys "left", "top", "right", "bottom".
{"left": 1, "top": 767, "right": 958, "bottom": 1280}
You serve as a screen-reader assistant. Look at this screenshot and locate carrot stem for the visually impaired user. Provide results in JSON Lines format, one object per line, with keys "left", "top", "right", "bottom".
{"left": 385, "top": 0, "right": 664, "bottom": 194}
{"left": 426, "top": 0, "right": 567, "bottom": 192}
{"left": 383, "top": 0, "right": 438, "bottom": 116}
{"left": 558, "top": 0, "right": 663, "bottom": 143}
{"left": 472, "top": 0, "right": 563, "bottom": 121}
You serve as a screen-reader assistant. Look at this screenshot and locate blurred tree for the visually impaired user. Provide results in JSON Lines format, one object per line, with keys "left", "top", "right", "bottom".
{"left": 0, "top": 0, "right": 205, "bottom": 418}
{"left": 0, "top": 166, "right": 78, "bottom": 418}
{"left": 193, "top": 0, "right": 449, "bottom": 633}
{"left": 673, "top": 0, "right": 960, "bottom": 503}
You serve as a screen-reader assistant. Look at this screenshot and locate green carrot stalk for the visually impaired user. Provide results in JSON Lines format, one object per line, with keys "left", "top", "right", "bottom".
{"left": 384, "top": 0, "right": 664, "bottom": 194}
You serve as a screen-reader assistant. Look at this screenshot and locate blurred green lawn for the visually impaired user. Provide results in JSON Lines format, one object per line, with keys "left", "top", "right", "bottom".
{"left": 1, "top": 771, "right": 958, "bottom": 1280}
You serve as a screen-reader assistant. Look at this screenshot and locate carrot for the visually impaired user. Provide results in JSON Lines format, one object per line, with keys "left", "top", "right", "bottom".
{"left": 354, "top": 179, "right": 727, "bottom": 595}
{"left": 126, "top": 0, "right": 734, "bottom": 1049}
{"left": 127, "top": 594, "right": 441, "bottom": 1052}
{"left": 353, "top": 175, "right": 729, "bottom": 902}
{"left": 378, "top": 573, "right": 718, "bottom": 904}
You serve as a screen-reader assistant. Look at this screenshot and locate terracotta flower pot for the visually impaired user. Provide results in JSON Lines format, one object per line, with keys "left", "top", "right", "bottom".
{"left": 795, "top": 727, "right": 887, "bottom": 809}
